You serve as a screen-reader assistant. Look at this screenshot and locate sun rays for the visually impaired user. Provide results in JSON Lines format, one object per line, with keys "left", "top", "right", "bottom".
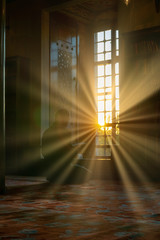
{"left": 10, "top": 22, "right": 160, "bottom": 200}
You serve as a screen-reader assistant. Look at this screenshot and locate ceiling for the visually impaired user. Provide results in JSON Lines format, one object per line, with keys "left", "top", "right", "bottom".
{"left": 49, "top": 0, "right": 119, "bottom": 24}
{"left": 6, "top": 0, "right": 119, "bottom": 24}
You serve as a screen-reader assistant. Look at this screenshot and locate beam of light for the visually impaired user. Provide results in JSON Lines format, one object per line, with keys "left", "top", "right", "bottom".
{"left": 111, "top": 144, "right": 146, "bottom": 216}
{"left": 43, "top": 127, "right": 95, "bottom": 176}
{"left": 119, "top": 130, "right": 160, "bottom": 186}
{"left": 50, "top": 82, "right": 96, "bottom": 121}
{"left": 22, "top": 123, "right": 91, "bottom": 166}
{"left": 116, "top": 134, "right": 149, "bottom": 183}
{"left": 42, "top": 126, "right": 93, "bottom": 161}
{"left": 111, "top": 133, "right": 159, "bottom": 213}
{"left": 120, "top": 57, "right": 160, "bottom": 117}
{"left": 112, "top": 132, "right": 159, "bottom": 212}
{"left": 54, "top": 133, "right": 96, "bottom": 186}
{"left": 124, "top": 0, "right": 129, "bottom": 5}
{"left": 43, "top": 130, "right": 96, "bottom": 192}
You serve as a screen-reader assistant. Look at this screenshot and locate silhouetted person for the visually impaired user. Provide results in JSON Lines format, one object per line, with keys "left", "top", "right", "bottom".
{"left": 42, "top": 109, "right": 74, "bottom": 182}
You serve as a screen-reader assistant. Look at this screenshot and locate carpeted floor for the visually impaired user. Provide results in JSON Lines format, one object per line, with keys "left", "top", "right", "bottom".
{"left": 0, "top": 176, "right": 160, "bottom": 239}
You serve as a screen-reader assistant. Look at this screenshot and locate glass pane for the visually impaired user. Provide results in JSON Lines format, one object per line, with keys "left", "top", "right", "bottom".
{"left": 116, "top": 30, "right": 119, "bottom": 38}
{"left": 72, "top": 57, "right": 76, "bottom": 66}
{"left": 105, "top": 76, "right": 112, "bottom": 87}
{"left": 98, "top": 95, "right": 104, "bottom": 100}
{"left": 96, "top": 148, "right": 105, "bottom": 156}
{"left": 105, "top": 87, "right": 112, "bottom": 93}
{"left": 116, "top": 39, "right": 119, "bottom": 50}
{"left": 105, "top": 41, "right": 111, "bottom": 51}
{"left": 105, "top": 52, "right": 112, "bottom": 60}
{"left": 98, "top": 88, "right": 104, "bottom": 93}
{"left": 106, "top": 112, "right": 112, "bottom": 123}
{"left": 72, "top": 36, "right": 76, "bottom": 45}
{"left": 98, "top": 101, "right": 104, "bottom": 111}
{"left": 105, "top": 127, "right": 112, "bottom": 135}
{"left": 116, "top": 112, "right": 119, "bottom": 122}
{"left": 105, "top": 30, "right": 111, "bottom": 40}
{"left": 97, "top": 42, "right": 104, "bottom": 53}
{"left": 105, "top": 148, "right": 111, "bottom": 156}
{"left": 116, "top": 87, "right": 119, "bottom": 98}
{"left": 115, "top": 63, "right": 119, "bottom": 74}
{"left": 105, "top": 94, "right": 112, "bottom": 100}
{"left": 97, "top": 126, "right": 104, "bottom": 135}
{"left": 97, "top": 31, "right": 104, "bottom": 42}
{"left": 116, "top": 99, "right": 119, "bottom": 111}
{"left": 106, "top": 100, "right": 112, "bottom": 111}
{"left": 116, "top": 50, "right": 119, "bottom": 56}
{"left": 115, "top": 75, "right": 119, "bottom": 86}
{"left": 98, "top": 65, "right": 104, "bottom": 76}
{"left": 116, "top": 124, "right": 120, "bottom": 135}
{"left": 105, "top": 64, "right": 112, "bottom": 75}
{"left": 96, "top": 136, "right": 105, "bottom": 145}
{"left": 98, "top": 113, "right": 104, "bottom": 126}
{"left": 106, "top": 136, "right": 112, "bottom": 145}
{"left": 98, "top": 77, "right": 104, "bottom": 88}
{"left": 97, "top": 54, "right": 104, "bottom": 61}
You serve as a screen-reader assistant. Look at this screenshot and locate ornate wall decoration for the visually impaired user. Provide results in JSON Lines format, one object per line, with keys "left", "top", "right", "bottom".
{"left": 57, "top": 40, "right": 72, "bottom": 110}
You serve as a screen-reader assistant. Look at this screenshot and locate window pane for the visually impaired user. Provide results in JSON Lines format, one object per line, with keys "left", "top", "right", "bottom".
{"left": 98, "top": 95, "right": 104, "bottom": 100}
{"left": 98, "top": 88, "right": 104, "bottom": 93}
{"left": 96, "top": 136, "right": 105, "bottom": 145}
{"left": 96, "top": 147, "right": 112, "bottom": 156}
{"left": 105, "top": 94, "right": 112, "bottom": 100}
{"left": 116, "top": 30, "right": 119, "bottom": 38}
{"left": 96, "top": 148, "right": 105, "bottom": 156}
{"left": 116, "top": 99, "right": 119, "bottom": 111}
{"left": 105, "top": 148, "right": 111, "bottom": 157}
{"left": 105, "top": 30, "right": 111, "bottom": 40}
{"left": 115, "top": 75, "right": 119, "bottom": 86}
{"left": 105, "top": 76, "right": 112, "bottom": 87}
{"left": 115, "top": 63, "right": 119, "bottom": 74}
{"left": 97, "top": 65, "right": 104, "bottom": 76}
{"left": 98, "top": 113, "right": 104, "bottom": 126}
{"left": 97, "top": 127, "right": 105, "bottom": 135}
{"left": 106, "top": 112, "right": 112, "bottom": 123}
{"left": 116, "top": 112, "right": 119, "bottom": 122}
{"left": 106, "top": 136, "right": 112, "bottom": 145}
{"left": 105, "top": 52, "right": 112, "bottom": 60}
{"left": 116, "top": 39, "right": 119, "bottom": 50}
{"left": 98, "top": 101, "right": 104, "bottom": 111}
{"left": 105, "top": 87, "right": 112, "bottom": 93}
{"left": 97, "top": 53, "right": 104, "bottom": 61}
{"left": 72, "top": 57, "right": 76, "bottom": 66}
{"left": 98, "top": 77, "right": 104, "bottom": 88}
{"left": 116, "top": 50, "right": 119, "bottom": 56}
{"left": 105, "top": 41, "right": 111, "bottom": 51}
{"left": 116, "top": 124, "right": 120, "bottom": 135}
{"left": 97, "top": 31, "right": 104, "bottom": 42}
{"left": 115, "top": 87, "right": 119, "bottom": 98}
{"left": 105, "top": 64, "right": 112, "bottom": 75}
{"left": 105, "top": 127, "right": 112, "bottom": 136}
{"left": 106, "top": 100, "right": 112, "bottom": 111}
{"left": 97, "top": 42, "right": 104, "bottom": 53}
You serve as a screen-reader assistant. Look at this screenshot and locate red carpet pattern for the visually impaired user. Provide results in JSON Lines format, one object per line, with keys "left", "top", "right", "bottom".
{"left": 0, "top": 177, "right": 160, "bottom": 239}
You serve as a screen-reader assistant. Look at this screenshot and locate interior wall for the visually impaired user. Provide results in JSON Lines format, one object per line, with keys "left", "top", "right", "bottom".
{"left": 6, "top": 0, "right": 43, "bottom": 152}
{"left": 118, "top": 0, "right": 160, "bottom": 33}
{"left": 118, "top": 0, "right": 160, "bottom": 181}
{"left": 6, "top": 0, "right": 51, "bottom": 173}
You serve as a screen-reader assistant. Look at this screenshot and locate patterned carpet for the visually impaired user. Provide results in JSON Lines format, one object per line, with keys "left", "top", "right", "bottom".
{"left": 0, "top": 177, "right": 160, "bottom": 239}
